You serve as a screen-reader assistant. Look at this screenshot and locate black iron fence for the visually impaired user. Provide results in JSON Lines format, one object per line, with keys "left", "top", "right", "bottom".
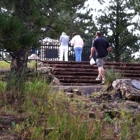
{"left": 0, "top": 49, "right": 11, "bottom": 61}
{"left": 0, "top": 39, "right": 93, "bottom": 61}
{"left": 38, "top": 39, "right": 92, "bottom": 61}
{"left": 39, "top": 40, "right": 60, "bottom": 61}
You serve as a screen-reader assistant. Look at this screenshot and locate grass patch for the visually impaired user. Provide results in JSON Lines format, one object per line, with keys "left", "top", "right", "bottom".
{"left": 0, "top": 61, "right": 10, "bottom": 68}
{"left": 104, "top": 68, "right": 123, "bottom": 86}
{"left": 0, "top": 79, "right": 140, "bottom": 139}
{"left": 27, "top": 60, "right": 37, "bottom": 68}
{"left": 0, "top": 60, "right": 37, "bottom": 69}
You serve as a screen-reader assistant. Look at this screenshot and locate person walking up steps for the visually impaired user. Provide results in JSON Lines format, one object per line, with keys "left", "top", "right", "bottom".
{"left": 59, "top": 32, "right": 70, "bottom": 61}
{"left": 90, "top": 31, "right": 111, "bottom": 84}
{"left": 70, "top": 32, "right": 84, "bottom": 62}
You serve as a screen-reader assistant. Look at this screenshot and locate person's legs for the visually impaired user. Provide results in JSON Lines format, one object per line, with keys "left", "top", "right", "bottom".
{"left": 59, "top": 47, "right": 64, "bottom": 61}
{"left": 99, "top": 67, "right": 105, "bottom": 84}
{"left": 96, "top": 58, "right": 103, "bottom": 79}
{"left": 78, "top": 47, "right": 82, "bottom": 61}
{"left": 98, "top": 67, "right": 105, "bottom": 79}
{"left": 96, "top": 57, "right": 107, "bottom": 84}
{"left": 95, "top": 67, "right": 102, "bottom": 80}
{"left": 74, "top": 47, "right": 82, "bottom": 62}
{"left": 96, "top": 58, "right": 105, "bottom": 81}
{"left": 64, "top": 47, "right": 68, "bottom": 61}
{"left": 74, "top": 47, "right": 78, "bottom": 61}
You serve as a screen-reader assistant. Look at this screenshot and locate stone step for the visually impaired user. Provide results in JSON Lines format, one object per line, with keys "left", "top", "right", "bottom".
{"left": 41, "top": 60, "right": 140, "bottom": 66}
{"left": 53, "top": 71, "right": 98, "bottom": 76}
{"left": 53, "top": 68, "right": 140, "bottom": 73}
{"left": 41, "top": 61, "right": 140, "bottom": 85}
{"left": 1, "top": 61, "right": 140, "bottom": 86}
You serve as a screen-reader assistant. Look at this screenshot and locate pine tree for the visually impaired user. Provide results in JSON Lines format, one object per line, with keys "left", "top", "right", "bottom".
{"left": 95, "top": 0, "right": 140, "bottom": 62}
{"left": 0, "top": 0, "right": 95, "bottom": 91}
{"left": 128, "top": 0, "right": 140, "bottom": 14}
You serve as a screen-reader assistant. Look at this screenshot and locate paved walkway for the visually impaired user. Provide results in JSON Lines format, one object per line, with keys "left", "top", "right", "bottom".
{"left": 50, "top": 84, "right": 104, "bottom": 95}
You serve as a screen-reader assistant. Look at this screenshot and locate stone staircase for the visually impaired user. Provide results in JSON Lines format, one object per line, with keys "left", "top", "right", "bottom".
{"left": 41, "top": 61, "right": 140, "bottom": 86}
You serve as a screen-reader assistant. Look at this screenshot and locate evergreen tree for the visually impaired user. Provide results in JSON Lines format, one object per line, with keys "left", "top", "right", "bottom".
{"left": 0, "top": 0, "right": 96, "bottom": 91}
{"left": 128, "top": 0, "right": 140, "bottom": 14}
{"left": 94, "top": 0, "right": 140, "bottom": 62}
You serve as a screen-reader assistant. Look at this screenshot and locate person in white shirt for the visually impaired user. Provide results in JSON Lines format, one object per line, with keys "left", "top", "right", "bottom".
{"left": 70, "top": 32, "right": 84, "bottom": 62}
{"left": 59, "top": 32, "right": 70, "bottom": 61}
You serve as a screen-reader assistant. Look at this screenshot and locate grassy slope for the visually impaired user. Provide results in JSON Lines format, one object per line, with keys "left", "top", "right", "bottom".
{"left": 0, "top": 78, "right": 139, "bottom": 139}
{"left": 0, "top": 61, "right": 139, "bottom": 139}
{"left": 0, "top": 60, "right": 37, "bottom": 69}
{"left": 0, "top": 61, "right": 10, "bottom": 68}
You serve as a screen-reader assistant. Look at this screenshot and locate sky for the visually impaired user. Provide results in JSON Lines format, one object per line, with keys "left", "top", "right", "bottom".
{"left": 85, "top": 0, "right": 140, "bottom": 58}
{"left": 83, "top": 0, "right": 110, "bottom": 23}
{"left": 85, "top": 0, "right": 100, "bottom": 8}
{"left": 85, "top": 0, "right": 108, "bottom": 11}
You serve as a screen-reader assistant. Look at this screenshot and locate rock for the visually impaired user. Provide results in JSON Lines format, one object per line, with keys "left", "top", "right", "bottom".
{"left": 28, "top": 54, "right": 40, "bottom": 60}
{"left": 111, "top": 91, "right": 122, "bottom": 100}
{"left": 125, "top": 100, "right": 139, "bottom": 109}
{"left": 37, "top": 62, "right": 45, "bottom": 67}
{"left": 65, "top": 92, "right": 74, "bottom": 98}
{"left": 73, "top": 89, "right": 82, "bottom": 96}
{"left": 33, "top": 66, "right": 61, "bottom": 86}
{"left": 63, "top": 88, "right": 73, "bottom": 93}
{"left": 52, "top": 77, "right": 61, "bottom": 86}
{"left": 112, "top": 79, "right": 140, "bottom": 100}
{"left": 37, "top": 67, "right": 52, "bottom": 73}
{"left": 45, "top": 127, "right": 59, "bottom": 136}
{"left": 99, "top": 93, "right": 111, "bottom": 100}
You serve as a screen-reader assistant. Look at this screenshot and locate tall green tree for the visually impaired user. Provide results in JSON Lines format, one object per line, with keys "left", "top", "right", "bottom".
{"left": 0, "top": 0, "right": 96, "bottom": 91}
{"left": 0, "top": 0, "right": 46, "bottom": 91}
{"left": 128, "top": 0, "right": 140, "bottom": 14}
{"left": 94, "top": 0, "right": 140, "bottom": 62}
{"left": 38, "top": 0, "right": 96, "bottom": 39}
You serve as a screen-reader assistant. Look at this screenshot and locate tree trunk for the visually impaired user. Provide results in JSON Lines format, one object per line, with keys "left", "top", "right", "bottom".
{"left": 6, "top": 0, "right": 30, "bottom": 92}
{"left": 6, "top": 49, "right": 28, "bottom": 91}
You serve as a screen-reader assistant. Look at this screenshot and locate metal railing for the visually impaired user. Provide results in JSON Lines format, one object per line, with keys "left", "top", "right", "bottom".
{"left": 0, "top": 39, "right": 93, "bottom": 61}
{"left": 38, "top": 39, "right": 92, "bottom": 61}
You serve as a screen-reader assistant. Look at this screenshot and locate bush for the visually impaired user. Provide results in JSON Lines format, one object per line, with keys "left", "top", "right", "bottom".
{"left": 104, "top": 68, "right": 123, "bottom": 85}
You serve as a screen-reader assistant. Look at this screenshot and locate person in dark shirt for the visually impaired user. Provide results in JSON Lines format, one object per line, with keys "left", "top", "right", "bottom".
{"left": 90, "top": 31, "right": 111, "bottom": 84}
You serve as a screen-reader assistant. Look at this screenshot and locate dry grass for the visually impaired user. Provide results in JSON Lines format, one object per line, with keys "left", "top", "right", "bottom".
{"left": 0, "top": 61, "right": 10, "bottom": 68}
{"left": 0, "top": 60, "right": 36, "bottom": 69}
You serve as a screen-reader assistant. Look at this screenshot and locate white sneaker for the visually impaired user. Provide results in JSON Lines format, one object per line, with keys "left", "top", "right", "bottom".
{"left": 101, "top": 78, "right": 105, "bottom": 84}
{"left": 95, "top": 76, "right": 101, "bottom": 80}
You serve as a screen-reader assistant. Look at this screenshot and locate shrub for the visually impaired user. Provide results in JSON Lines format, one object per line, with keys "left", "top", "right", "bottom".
{"left": 104, "top": 68, "right": 123, "bottom": 85}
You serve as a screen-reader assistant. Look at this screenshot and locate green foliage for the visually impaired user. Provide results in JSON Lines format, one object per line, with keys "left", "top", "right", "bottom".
{"left": 0, "top": 61, "right": 10, "bottom": 68}
{"left": 5, "top": 71, "right": 27, "bottom": 92}
{"left": 27, "top": 60, "right": 36, "bottom": 68}
{"left": 95, "top": 0, "right": 140, "bottom": 62}
{"left": 0, "top": 80, "right": 6, "bottom": 92}
{"left": 1, "top": 79, "right": 140, "bottom": 139}
{"left": 128, "top": 0, "right": 140, "bottom": 13}
{"left": 118, "top": 110, "right": 132, "bottom": 140}
{"left": 103, "top": 114, "right": 113, "bottom": 123}
{"left": 104, "top": 68, "right": 123, "bottom": 85}
{"left": 0, "top": 0, "right": 97, "bottom": 91}
{"left": 0, "top": 13, "right": 40, "bottom": 51}
{"left": 25, "top": 79, "right": 50, "bottom": 98}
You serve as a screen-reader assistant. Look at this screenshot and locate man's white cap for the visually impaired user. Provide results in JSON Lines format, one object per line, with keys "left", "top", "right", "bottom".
{"left": 62, "top": 32, "right": 66, "bottom": 35}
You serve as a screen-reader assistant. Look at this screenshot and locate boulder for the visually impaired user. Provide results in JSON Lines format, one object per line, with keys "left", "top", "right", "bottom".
{"left": 37, "top": 67, "right": 52, "bottom": 74}
{"left": 112, "top": 79, "right": 140, "bottom": 100}
{"left": 28, "top": 54, "right": 39, "bottom": 60}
